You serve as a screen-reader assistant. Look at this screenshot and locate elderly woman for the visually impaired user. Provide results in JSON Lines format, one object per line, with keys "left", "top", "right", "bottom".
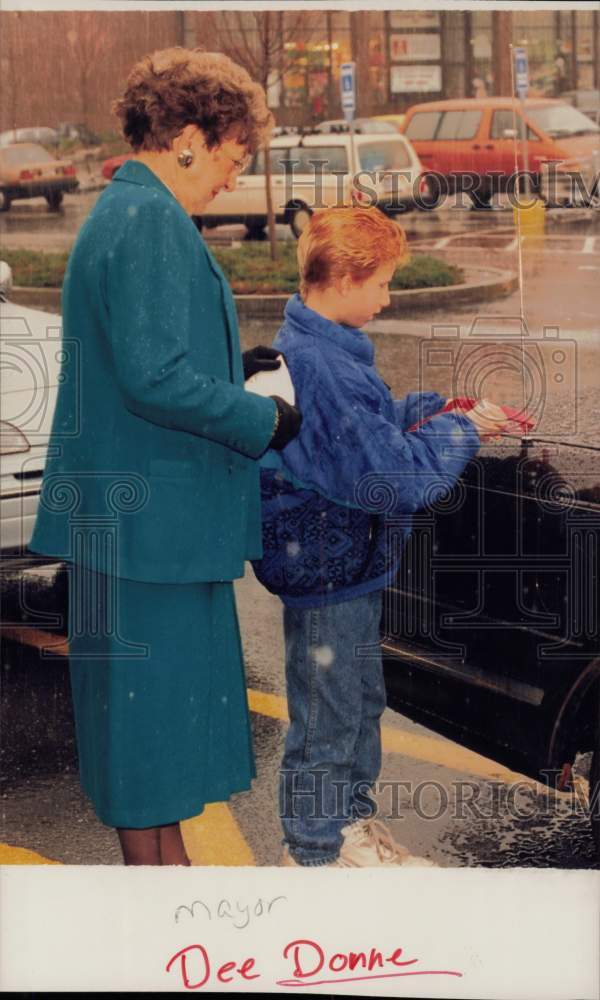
{"left": 31, "top": 48, "right": 301, "bottom": 865}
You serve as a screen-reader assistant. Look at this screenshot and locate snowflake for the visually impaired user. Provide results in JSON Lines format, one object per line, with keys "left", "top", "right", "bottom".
{"left": 313, "top": 644, "right": 335, "bottom": 668}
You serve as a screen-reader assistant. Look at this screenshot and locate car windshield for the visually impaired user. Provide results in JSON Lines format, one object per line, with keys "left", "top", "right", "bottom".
{"left": 291, "top": 146, "right": 349, "bottom": 173}
{"left": 527, "top": 104, "right": 599, "bottom": 137}
{"left": 359, "top": 141, "right": 411, "bottom": 171}
{"left": 356, "top": 120, "right": 398, "bottom": 133}
{"left": 0, "top": 144, "right": 55, "bottom": 165}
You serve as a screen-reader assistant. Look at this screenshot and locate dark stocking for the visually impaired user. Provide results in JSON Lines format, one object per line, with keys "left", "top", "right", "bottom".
{"left": 117, "top": 826, "right": 161, "bottom": 865}
{"left": 159, "top": 822, "right": 191, "bottom": 866}
{"left": 116, "top": 823, "right": 191, "bottom": 865}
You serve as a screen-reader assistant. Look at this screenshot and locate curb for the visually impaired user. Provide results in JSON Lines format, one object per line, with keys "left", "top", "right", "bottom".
{"left": 9, "top": 266, "right": 517, "bottom": 319}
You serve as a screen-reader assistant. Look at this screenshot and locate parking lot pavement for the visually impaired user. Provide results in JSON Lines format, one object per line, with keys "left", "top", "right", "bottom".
{"left": 1, "top": 567, "right": 597, "bottom": 869}
{"left": 1, "top": 185, "right": 596, "bottom": 254}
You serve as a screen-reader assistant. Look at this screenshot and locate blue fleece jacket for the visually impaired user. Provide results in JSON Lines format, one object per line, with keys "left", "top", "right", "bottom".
{"left": 252, "top": 293, "right": 481, "bottom": 608}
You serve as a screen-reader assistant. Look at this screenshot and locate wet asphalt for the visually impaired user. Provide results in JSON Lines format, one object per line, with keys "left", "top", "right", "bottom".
{"left": 2, "top": 569, "right": 598, "bottom": 868}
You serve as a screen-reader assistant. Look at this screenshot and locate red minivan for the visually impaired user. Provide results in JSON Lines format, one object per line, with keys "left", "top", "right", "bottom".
{"left": 403, "top": 97, "right": 599, "bottom": 207}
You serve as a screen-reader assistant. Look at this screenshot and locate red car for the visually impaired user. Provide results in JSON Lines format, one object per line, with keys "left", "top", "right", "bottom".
{"left": 101, "top": 153, "right": 131, "bottom": 181}
{"left": 402, "top": 97, "right": 599, "bottom": 207}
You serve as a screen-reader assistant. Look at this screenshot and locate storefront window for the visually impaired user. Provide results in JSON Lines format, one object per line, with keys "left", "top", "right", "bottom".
{"left": 514, "top": 12, "right": 559, "bottom": 96}
{"left": 576, "top": 11, "right": 595, "bottom": 91}
{"left": 368, "top": 31, "right": 386, "bottom": 107}
{"left": 442, "top": 12, "right": 467, "bottom": 99}
{"left": 470, "top": 10, "right": 493, "bottom": 98}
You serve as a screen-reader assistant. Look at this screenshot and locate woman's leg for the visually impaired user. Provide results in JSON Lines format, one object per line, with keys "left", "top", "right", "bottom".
{"left": 117, "top": 823, "right": 191, "bottom": 865}
{"left": 116, "top": 823, "right": 191, "bottom": 865}
{"left": 117, "top": 827, "right": 161, "bottom": 865}
{"left": 159, "top": 822, "right": 191, "bottom": 865}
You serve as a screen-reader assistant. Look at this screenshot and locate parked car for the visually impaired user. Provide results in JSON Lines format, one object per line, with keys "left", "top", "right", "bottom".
{"left": 199, "top": 129, "right": 429, "bottom": 237}
{"left": 0, "top": 126, "right": 59, "bottom": 149}
{"left": 380, "top": 317, "right": 600, "bottom": 860}
{"left": 101, "top": 152, "right": 131, "bottom": 181}
{"left": 561, "top": 90, "right": 600, "bottom": 126}
{"left": 402, "top": 97, "right": 599, "bottom": 208}
{"left": 56, "top": 122, "right": 101, "bottom": 145}
{"left": 371, "top": 113, "right": 406, "bottom": 133}
{"left": 0, "top": 143, "right": 78, "bottom": 212}
{"left": 0, "top": 263, "right": 62, "bottom": 553}
{"left": 313, "top": 118, "right": 399, "bottom": 134}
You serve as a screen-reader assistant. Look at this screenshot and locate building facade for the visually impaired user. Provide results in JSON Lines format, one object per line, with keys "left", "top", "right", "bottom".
{"left": 0, "top": 8, "right": 598, "bottom": 135}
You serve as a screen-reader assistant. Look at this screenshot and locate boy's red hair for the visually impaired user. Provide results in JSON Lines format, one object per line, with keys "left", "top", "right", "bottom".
{"left": 297, "top": 207, "right": 408, "bottom": 298}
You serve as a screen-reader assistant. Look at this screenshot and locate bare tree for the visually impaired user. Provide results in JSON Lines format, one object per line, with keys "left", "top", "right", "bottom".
{"left": 65, "top": 12, "right": 115, "bottom": 127}
{"left": 0, "top": 13, "right": 26, "bottom": 136}
{"left": 207, "top": 10, "right": 320, "bottom": 259}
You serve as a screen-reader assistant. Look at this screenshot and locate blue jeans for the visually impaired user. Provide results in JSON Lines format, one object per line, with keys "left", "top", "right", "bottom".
{"left": 280, "top": 590, "right": 386, "bottom": 865}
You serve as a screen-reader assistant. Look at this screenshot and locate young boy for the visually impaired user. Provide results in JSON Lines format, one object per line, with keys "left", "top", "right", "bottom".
{"left": 253, "top": 207, "right": 507, "bottom": 867}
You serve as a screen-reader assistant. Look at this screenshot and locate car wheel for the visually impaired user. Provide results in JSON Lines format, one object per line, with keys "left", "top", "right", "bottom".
{"left": 468, "top": 184, "right": 493, "bottom": 210}
{"left": 0, "top": 190, "right": 11, "bottom": 213}
{"left": 245, "top": 223, "right": 266, "bottom": 240}
{"left": 416, "top": 175, "right": 443, "bottom": 210}
{"left": 289, "top": 204, "right": 312, "bottom": 239}
{"left": 417, "top": 193, "right": 442, "bottom": 211}
{"left": 46, "top": 191, "right": 64, "bottom": 211}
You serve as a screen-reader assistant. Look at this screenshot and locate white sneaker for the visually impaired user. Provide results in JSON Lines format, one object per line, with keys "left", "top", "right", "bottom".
{"left": 280, "top": 846, "right": 350, "bottom": 868}
{"left": 340, "top": 818, "right": 437, "bottom": 868}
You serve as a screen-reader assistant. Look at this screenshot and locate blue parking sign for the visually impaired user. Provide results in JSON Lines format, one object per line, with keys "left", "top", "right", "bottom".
{"left": 513, "top": 46, "right": 529, "bottom": 100}
{"left": 340, "top": 62, "right": 356, "bottom": 117}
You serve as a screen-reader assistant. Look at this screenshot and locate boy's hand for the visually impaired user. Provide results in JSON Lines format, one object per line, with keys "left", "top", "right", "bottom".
{"left": 243, "top": 346, "right": 282, "bottom": 380}
{"left": 462, "top": 400, "right": 510, "bottom": 440}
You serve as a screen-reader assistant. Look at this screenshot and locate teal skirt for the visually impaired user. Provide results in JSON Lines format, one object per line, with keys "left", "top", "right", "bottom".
{"left": 68, "top": 567, "right": 255, "bottom": 829}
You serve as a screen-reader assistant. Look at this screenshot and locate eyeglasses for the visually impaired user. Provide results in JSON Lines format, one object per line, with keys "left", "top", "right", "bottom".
{"left": 223, "top": 149, "right": 252, "bottom": 174}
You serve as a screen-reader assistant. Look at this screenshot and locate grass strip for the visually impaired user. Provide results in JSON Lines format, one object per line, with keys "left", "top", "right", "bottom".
{"left": 3, "top": 244, "right": 464, "bottom": 294}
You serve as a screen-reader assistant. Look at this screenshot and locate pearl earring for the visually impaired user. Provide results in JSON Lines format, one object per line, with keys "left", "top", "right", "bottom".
{"left": 177, "top": 149, "right": 194, "bottom": 168}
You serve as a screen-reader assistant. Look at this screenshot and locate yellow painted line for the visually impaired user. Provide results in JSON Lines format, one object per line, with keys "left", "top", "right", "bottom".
{"left": 246, "top": 687, "right": 575, "bottom": 799}
{"left": 247, "top": 687, "right": 289, "bottom": 722}
{"left": 4, "top": 629, "right": 577, "bottom": 800}
{"left": 3, "top": 625, "right": 68, "bottom": 657}
{"left": 0, "top": 843, "right": 61, "bottom": 865}
{"left": 181, "top": 803, "right": 255, "bottom": 867}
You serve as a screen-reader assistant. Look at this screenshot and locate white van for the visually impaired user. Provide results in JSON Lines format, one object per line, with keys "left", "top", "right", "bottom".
{"left": 199, "top": 130, "right": 427, "bottom": 237}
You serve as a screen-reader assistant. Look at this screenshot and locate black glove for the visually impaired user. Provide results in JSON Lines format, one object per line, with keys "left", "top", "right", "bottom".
{"left": 269, "top": 395, "right": 302, "bottom": 451}
{"left": 243, "top": 345, "right": 281, "bottom": 381}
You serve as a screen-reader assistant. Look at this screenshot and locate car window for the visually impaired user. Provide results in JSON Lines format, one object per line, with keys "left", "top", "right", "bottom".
{"left": 436, "top": 110, "right": 482, "bottom": 140}
{"left": 491, "top": 110, "right": 539, "bottom": 141}
{"left": 355, "top": 120, "right": 398, "bottom": 134}
{"left": 404, "top": 111, "right": 442, "bottom": 140}
{"left": 359, "top": 141, "right": 411, "bottom": 171}
{"left": 290, "top": 146, "right": 349, "bottom": 173}
{"left": 527, "top": 103, "right": 600, "bottom": 137}
{"left": 0, "top": 144, "right": 54, "bottom": 165}
{"left": 251, "top": 148, "right": 291, "bottom": 175}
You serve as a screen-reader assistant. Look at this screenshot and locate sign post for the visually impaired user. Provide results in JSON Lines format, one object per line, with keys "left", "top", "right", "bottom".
{"left": 513, "top": 46, "right": 531, "bottom": 196}
{"left": 340, "top": 61, "right": 357, "bottom": 188}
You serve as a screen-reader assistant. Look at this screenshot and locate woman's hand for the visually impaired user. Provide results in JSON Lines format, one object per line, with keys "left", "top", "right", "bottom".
{"left": 243, "top": 346, "right": 282, "bottom": 380}
{"left": 269, "top": 396, "right": 302, "bottom": 451}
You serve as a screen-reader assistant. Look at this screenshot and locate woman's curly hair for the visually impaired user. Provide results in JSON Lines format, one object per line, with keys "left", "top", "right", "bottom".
{"left": 112, "top": 47, "right": 274, "bottom": 153}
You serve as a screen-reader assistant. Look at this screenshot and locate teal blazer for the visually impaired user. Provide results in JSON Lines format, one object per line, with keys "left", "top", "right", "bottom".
{"left": 30, "top": 160, "right": 277, "bottom": 583}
